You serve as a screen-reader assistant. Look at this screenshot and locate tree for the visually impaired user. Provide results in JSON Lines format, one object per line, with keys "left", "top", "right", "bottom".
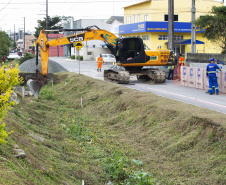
{"left": 34, "top": 16, "right": 63, "bottom": 38}
{"left": 0, "top": 31, "right": 11, "bottom": 58}
{"left": 194, "top": 6, "right": 226, "bottom": 54}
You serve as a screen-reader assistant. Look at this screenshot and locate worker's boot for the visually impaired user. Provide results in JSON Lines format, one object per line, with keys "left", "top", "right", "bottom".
{"left": 100, "top": 69, "right": 101, "bottom": 72}
{"left": 97, "top": 69, "right": 99, "bottom": 72}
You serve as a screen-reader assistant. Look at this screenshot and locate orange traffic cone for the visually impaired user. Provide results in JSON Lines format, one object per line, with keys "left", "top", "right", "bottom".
{"left": 10, "top": 63, "right": 12, "bottom": 70}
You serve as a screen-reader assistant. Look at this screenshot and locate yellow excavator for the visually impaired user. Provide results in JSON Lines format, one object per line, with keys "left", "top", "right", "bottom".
{"left": 27, "top": 25, "right": 175, "bottom": 97}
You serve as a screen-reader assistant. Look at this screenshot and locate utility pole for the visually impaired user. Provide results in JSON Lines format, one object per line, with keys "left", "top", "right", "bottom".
{"left": 168, "top": 0, "right": 174, "bottom": 51}
{"left": 14, "top": 24, "right": 16, "bottom": 49}
{"left": 46, "top": 0, "right": 48, "bottom": 38}
{"left": 24, "top": 17, "right": 25, "bottom": 53}
{"left": 191, "top": 0, "right": 196, "bottom": 53}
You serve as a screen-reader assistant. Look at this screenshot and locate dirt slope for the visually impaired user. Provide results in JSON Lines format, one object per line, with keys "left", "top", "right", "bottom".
{"left": 0, "top": 72, "right": 225, "bottom": 185}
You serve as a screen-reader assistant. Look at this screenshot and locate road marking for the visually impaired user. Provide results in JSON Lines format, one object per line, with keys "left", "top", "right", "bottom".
{"left": 136, "top": 84, "right": 226, "bottom": 109}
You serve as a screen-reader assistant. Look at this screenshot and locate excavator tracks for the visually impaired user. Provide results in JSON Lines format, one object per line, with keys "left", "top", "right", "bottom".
{"left": 104, "top": 66, "right": 166, "bottom": 84}
{"left": 136, "top": 69, "right": 166, "bottom": 83}
{"left": 104, "top": 66, "right": 130, "bottom": 84}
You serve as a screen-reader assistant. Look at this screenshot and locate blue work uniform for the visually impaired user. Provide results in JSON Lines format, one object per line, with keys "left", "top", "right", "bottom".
{"left": 206, "top": 63, "right": 220, "bottom": 94}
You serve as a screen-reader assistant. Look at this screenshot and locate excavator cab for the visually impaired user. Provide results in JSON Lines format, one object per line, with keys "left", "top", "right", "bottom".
{"left": 117, "top": 37, "right": 145, "bottom": 65}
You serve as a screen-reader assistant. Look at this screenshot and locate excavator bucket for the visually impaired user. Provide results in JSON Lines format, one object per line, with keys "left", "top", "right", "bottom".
{"left": 19, "top": 72, "right": 53, "bottom": 98}
{"left": 27, "top": 79, "right": 44, "bottom": 98}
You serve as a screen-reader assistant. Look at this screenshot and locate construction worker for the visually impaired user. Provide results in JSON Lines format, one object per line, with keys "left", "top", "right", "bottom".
{"left": 167, "top": 65, "right": 174, "bottom": 80}
{"left": 97, "top": 54, "right": 103, "bottom": 72}
{"left": 206, "top": 58, "right": 221, "bottom": 95}
{"left": 178, "top": 53, "right": 185, "bottom": 80}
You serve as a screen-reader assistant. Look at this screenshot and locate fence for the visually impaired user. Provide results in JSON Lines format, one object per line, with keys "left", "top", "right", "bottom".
{"left": 186, "top": 53, "right": 226, "bottom": 65}
{"left": 172, "top": 66, "right": 226, "bottom": 95}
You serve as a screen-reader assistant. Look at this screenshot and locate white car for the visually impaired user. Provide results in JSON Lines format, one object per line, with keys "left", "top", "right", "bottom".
{"left": 96, "top": 54, "right": 116, "bottom": 63}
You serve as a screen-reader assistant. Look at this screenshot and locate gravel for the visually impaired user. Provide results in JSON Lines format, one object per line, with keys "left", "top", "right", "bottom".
{"left": 18, "top": 58, "right": 68, "bottom": 73}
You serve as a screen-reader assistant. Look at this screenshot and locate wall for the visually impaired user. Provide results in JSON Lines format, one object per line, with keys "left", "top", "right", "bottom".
{"left": 122, "top": 0, "right": 223, "bottom": 54}
{"left": 108, "top": 19, "right": 122, "bottom": 37}
{"left": 24, "top": 35, "right": 35, "bottom": 51}
{"left": 71, "top": 47, "right": 112, "bottom": 61}
{"left": 48, "top": 34, "right": 64, "bottom": 57}
{"left": 124, "top": 0, "right": 222, "bottom": 23}
{"left": 187, "top": 53, "right": 226, "bottom": 65}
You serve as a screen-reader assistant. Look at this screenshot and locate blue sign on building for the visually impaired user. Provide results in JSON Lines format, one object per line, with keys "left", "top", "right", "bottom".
{"left": 119, "top": 22, "right": 203, "bottom": 34}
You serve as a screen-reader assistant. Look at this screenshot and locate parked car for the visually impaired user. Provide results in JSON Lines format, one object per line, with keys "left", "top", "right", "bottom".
{"left": 96, "top": 54, "right": 116, "bottom": 63}
{"left": 18, "top": 52, "right": 22, "bottom": 56}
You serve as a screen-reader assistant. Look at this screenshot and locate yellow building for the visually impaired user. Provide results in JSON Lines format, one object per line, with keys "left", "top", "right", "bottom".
{"left": 119, "top": 0, "right": 223, "bottom": 56}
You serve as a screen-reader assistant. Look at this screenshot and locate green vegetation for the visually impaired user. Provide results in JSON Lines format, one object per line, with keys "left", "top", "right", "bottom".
{"left": 70, "top": 55, "right": 75, "bottom": 59}
{"left": 76, "top": 55, "right": 83, "bottom": 60}
{"left": 0, "top": 31, "right": 11, "bottom": 58}
{"left": 194, "top": 6, "right": 226, "bottom": 54}
{"left": 34, "top": 16, "right": 63, "bottom": 38}
{"left": 0, "top": 64, "right": 22, "bottom": 144}
{"left": 16, "top": 53, "right": 35, "bottom": 65}
{"left": 0, "top": 72, "right": 225, "bottom": 184}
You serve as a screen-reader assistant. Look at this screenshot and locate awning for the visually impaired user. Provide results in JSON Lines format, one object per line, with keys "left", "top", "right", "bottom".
{"left": 165, "top": 39, "right": 205, "bottom": 45}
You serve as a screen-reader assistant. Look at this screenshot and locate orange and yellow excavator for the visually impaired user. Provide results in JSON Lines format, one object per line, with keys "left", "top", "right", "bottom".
{"left": 27, "top": 25, "right": 175, "bottom": 97}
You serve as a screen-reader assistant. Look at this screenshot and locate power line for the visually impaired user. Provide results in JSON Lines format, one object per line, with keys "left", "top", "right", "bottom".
{"left": 0, "top": 0, "right": 142, "bottom": 4}
{"left": 0, "top": 0, "right": 12, "bottom": 12}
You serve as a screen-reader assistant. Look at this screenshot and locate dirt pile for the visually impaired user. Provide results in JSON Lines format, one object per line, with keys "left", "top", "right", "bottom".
{"left": 18, "top": 58, "right": 68, "bottom": 73}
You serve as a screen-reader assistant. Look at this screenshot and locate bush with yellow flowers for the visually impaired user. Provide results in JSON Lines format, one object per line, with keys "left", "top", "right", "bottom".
{"left": 0, "top": 63, "right": 22, "bottom": 144}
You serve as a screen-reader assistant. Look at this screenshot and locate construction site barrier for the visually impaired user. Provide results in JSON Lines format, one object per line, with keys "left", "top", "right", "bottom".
{"left": 173, "top": 66, "right": 225, "bottom": 94}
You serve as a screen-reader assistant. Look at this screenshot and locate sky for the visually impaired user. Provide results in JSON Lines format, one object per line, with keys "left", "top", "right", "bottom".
{"left": 0, "top": 0, "right": 144, "bottom": 33}
{"left": 0, "top": 0, "right": 225, "bottom": 33}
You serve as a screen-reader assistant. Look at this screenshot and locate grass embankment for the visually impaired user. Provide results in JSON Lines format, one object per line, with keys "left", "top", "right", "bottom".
{"left": 0, "top": 72, "right": 225, "bottom": 185}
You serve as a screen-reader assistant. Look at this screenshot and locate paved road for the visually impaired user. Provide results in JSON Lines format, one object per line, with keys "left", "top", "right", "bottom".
{"left": 50, "top": 57, "right": 226, "bottom": 114}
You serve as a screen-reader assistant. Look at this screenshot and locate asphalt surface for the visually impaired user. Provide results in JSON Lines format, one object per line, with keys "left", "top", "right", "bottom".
{"left": 50, "top": 57, "right": 226, "bottom": 114}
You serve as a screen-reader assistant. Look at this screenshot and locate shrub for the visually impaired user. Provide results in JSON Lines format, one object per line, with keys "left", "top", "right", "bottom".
{"left": 76, "top": 55, "right": 83, "bottom": 60}
{"left": 0, "top": 64, "right": 22, "bottom": 144}
{"left": 18, "top": 53, "right": 35, "bottom": 65}
{"left": 70, "top": 55, "right": 75, "bottom": 59}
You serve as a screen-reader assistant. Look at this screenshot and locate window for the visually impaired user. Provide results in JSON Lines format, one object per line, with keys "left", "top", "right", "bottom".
{"left": 133, "top": 15, "right": 136, "bottom": 23}
{"left": 114, "top": 27, "right": 118, "bottom": 33}
{"left": 87, "top": 52, "right": 92, "bottom": 55}
{"left": 137, "top": 14, "right": 140, "bottom": 22}
{"left": 158, "top": 35, "right": 183, "bottom": 40}
{"left": 125, "top": 16, "right": 127, "bottom": 24}
{"left": 147, "top": 35, "right": 150, "bottom": 40}
{"left": 164, "top": 14, "right": 178, "bottom": 21}
{"left": 129, "top": 16, "right": 131, "bottom": 24}
{"left": 158, "top": 35, "right": 168, "bottom": 40}
{"left": 144, "top": 15, "right": 148, "bottom": 21}
{"left": 142, "top": 35, "right": 147, "bottom": 40}
{"left": 174, "top": 35, "right": 183, "bottom": 40}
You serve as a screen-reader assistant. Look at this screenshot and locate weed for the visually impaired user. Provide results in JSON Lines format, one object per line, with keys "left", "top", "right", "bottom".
{"left": 101, "top": 150, "right": 130, "bottom": 182}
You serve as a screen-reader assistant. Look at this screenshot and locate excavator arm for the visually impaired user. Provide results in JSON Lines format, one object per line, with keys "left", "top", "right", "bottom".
{"left": 36, "top": 26, "right": 118, "bottom": 77}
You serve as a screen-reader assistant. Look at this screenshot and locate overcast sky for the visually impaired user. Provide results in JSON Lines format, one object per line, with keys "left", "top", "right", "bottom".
{"left": 0, "top": 0, "right": 145, "bottom": 32}
{"left": 0, "top": 0, "right": 224, "bottom": 33}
